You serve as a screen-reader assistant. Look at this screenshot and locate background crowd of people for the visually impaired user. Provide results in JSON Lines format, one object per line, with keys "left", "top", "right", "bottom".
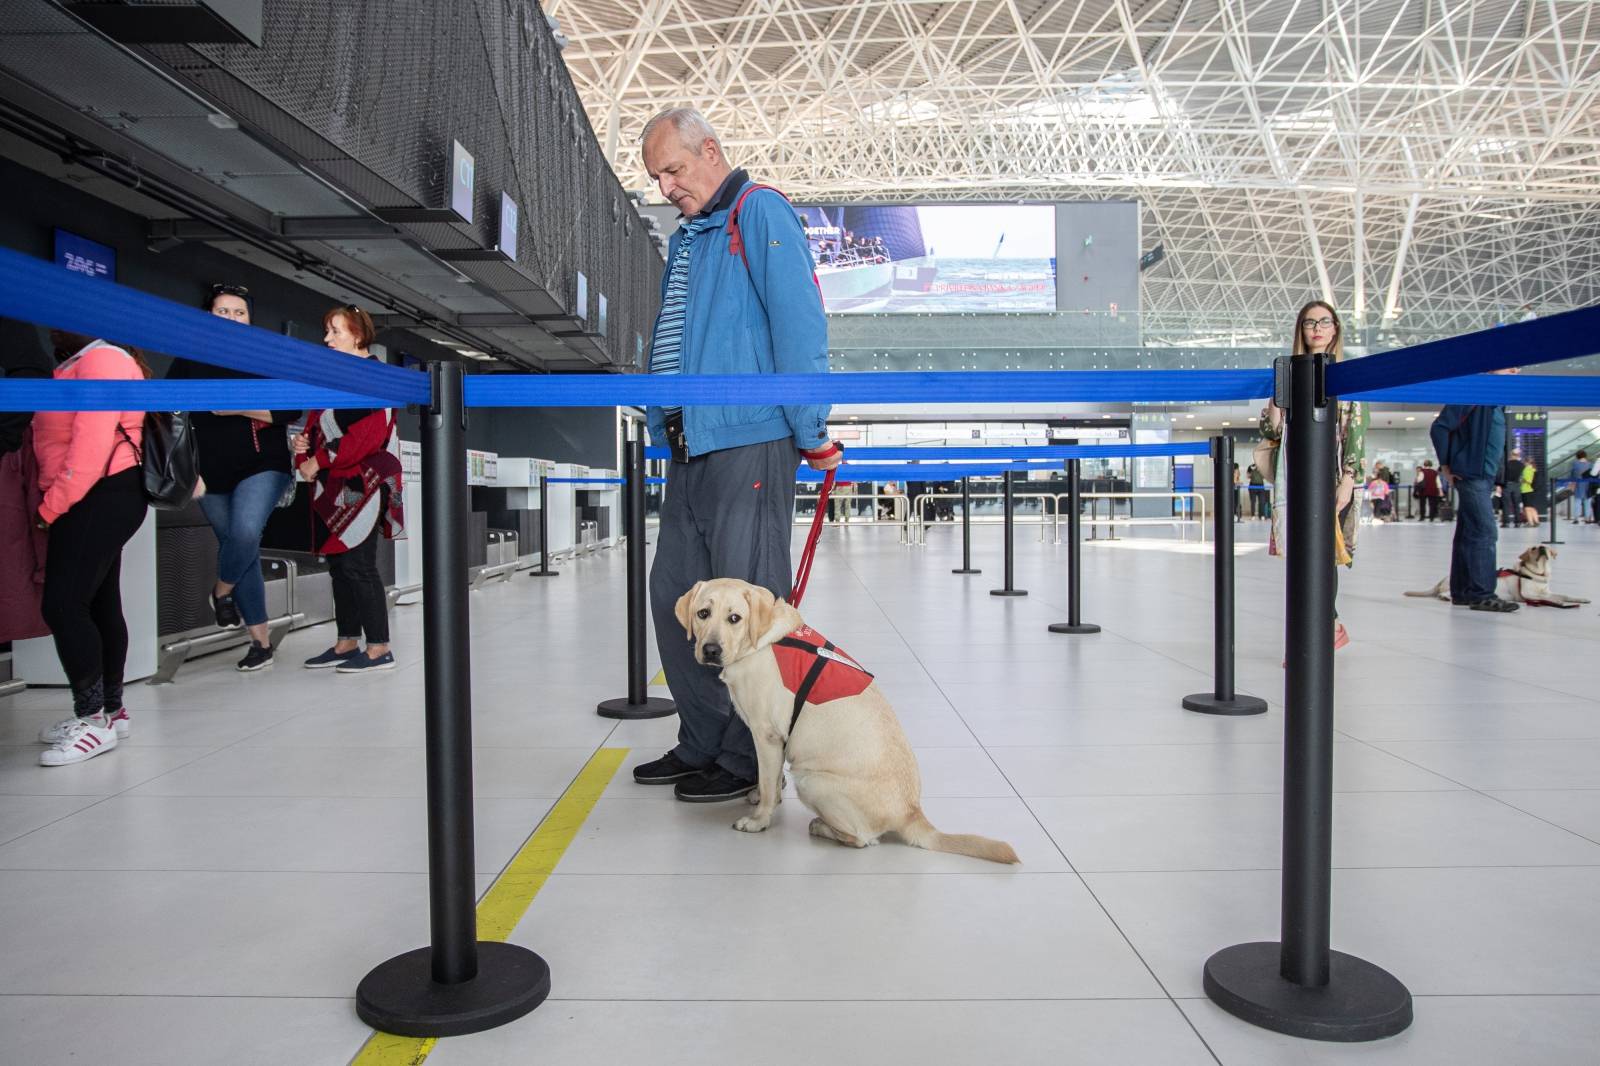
{"left": 0, "top": 290, "right": 405, "bottom": 769}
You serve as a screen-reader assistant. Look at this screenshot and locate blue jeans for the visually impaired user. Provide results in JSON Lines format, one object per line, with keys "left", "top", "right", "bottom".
{"left": 1449, "top": 477, "right": 1498, "bottom": 603}
{"left": 198, "top": 470, "right": 291, "bottom": 627}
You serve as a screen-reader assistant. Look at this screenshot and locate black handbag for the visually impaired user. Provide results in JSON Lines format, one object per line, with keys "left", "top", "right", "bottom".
{"left": 118, "top": 411, "right": 201, "bottom": 510}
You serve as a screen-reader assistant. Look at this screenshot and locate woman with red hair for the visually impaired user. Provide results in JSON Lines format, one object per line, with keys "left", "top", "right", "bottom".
{"left": 291, "top": 306, "right": 404, "bottom": 672}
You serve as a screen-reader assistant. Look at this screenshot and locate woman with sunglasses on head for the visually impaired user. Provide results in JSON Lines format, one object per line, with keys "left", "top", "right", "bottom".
{"left": 32, "top": 331, "right": 153, "bottom": 765}
{"left": 291, "top": 305, "right": 404, "bottom": 673}
{"left": 167, "top": 284, "right": 300, "bottom": 671}
{"left": 1256, "top": 301, "right": 1368, "bottom": 651}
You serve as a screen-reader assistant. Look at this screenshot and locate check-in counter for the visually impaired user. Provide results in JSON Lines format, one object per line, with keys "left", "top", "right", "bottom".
{"left": 475, "top": 456, "right": 556, "bottom": 566}
{"left": 545, "top": 464, "right": 578, "bottom": 556}
{"left": 572, "top": 465, "right": 621, "bottom": 548}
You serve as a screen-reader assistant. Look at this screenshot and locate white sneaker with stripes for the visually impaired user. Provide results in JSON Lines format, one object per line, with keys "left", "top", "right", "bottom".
{"left": 38, "top": 709, "right": 130, "bottom": 744}
{"left": 39, "top": 718, "right": 119, "bottom": 766}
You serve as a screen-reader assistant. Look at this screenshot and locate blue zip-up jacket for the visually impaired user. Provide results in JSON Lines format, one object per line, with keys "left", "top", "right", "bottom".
{"left": 1430, "top": 404, "right": 1505, "bottom": 482}
{"left": 646, "top": 170, "right": 830, "bottom": 457}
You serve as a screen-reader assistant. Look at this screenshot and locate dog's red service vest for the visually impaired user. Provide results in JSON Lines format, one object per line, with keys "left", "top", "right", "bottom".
{"left": 773, "top": 626, "right": 873, "bottom": 731}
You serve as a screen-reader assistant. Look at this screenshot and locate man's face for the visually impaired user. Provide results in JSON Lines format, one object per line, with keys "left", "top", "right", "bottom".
{"left": 643, "top": 128, "right": 729, "bottom": 217}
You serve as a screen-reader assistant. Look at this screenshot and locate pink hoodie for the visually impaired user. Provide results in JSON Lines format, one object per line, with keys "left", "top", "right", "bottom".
{"left": 33, "top": 342, "right": 144, "bottom": 524}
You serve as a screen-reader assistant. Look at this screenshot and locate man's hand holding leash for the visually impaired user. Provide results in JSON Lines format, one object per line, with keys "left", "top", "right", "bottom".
{"left": 801, "top": 441, "right": 844, "bottom": 472}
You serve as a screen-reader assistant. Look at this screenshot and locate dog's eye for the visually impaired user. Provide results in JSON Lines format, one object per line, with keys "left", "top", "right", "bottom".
{"left": 728, "top": 614, "right": 741, "bottom": 625}
{"left": 696, "top": 608, "right": 710, "bottom": 620}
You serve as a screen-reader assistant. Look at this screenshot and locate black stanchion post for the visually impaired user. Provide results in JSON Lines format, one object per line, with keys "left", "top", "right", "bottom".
{"left": 1050, "top": 457, "right": 1098, "bottom": 634}
{"left": 356, "top": 362, "right": 550, "bottom": 1037}
{"left": 599, "top": 434, "right": 676, "bottom": 719}
{"left": 1545, "top": 477, "right": 1563, "bottom": 546}
{"left": 953, "top": 476, "right": 981, "bottom": 574}
{"left": 1203, "top": 355, "right": 1412, "bottom": 1042}
{"left": 528, "top": 475, "right": 559, "bottom": 578}
{"left": 990, "top": 470, "right": 1027, "bottom": 596}
{"left": 1184, "top": 435, "right": 1266, "bottom": 715}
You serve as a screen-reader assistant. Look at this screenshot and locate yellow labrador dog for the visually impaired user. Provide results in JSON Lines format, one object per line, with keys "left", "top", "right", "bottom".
{"left": 675, "top": 578, "right": 1019, "bottom": 864}
{"left": 1404, "top": 545, "right": 1589, "bottom": 607}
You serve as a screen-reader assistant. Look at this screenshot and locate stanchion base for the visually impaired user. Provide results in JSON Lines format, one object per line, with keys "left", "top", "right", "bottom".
{"left": 1203, "top": 942, "right": 1412, "bottom": 1043}
{"left": 1048, "top": 622, "right": 1101, "bottom": 634}
{"left": 990, "top": 588, "right": 1028, "bottom": 597}
{"left": 951, "top": 568, "right": 982, "bottom": 574}
{"left": 1183, "top": 691, "right": 1268, "bottom": 716}
{"left": 527, "top": 571, "right": 560, "bottom": 578}
{"left": 356, "top": 942, "right": 550, "bottom": 1038}
{"left": 597, "top": 696, "right": 677, "bottom": 720}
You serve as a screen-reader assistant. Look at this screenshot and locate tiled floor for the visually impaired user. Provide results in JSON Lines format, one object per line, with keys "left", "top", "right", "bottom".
{"left": 3, "top": 517, "right": 1599, "bottom": 1065}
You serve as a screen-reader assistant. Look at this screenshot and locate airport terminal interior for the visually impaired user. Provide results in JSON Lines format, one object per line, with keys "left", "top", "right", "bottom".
{"left": 2, "top": 2, "right": 1599, "bottom": 1064}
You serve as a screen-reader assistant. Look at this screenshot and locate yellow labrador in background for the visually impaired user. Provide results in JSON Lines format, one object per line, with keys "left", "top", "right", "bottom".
{"left": 675, "top": 578, "right": 1020, "bottom": 864}
{"left": 1403, "top": 545, "right": 1589, "bottom": 607}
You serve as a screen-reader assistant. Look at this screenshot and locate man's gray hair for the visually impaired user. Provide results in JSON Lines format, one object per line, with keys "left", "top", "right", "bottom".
{"left": 641, "top": 107, "right": 720, "bottom": 150}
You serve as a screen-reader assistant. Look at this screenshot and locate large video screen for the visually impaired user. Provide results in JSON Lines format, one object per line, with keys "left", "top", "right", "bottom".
{"left": 793, "top": 203, "right": 1057, "bottom": 313}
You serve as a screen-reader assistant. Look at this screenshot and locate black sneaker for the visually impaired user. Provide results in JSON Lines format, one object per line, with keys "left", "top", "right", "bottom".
{"left": 211, "top": 592, "right": 241, "bottom": 630}
{"left": 1469, "top": 598, "right": 1520, "bottom": 613}
{"left": 236, "top": 642, "right": 274, "bottom": 672}
{"left": 633, "top": 751, "right": 703, "bottom": 785}
{"left": 674, "top": 767, "right": 757, "bottom": 803}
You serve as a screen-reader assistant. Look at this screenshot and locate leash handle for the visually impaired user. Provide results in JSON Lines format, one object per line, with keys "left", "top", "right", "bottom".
{"left": 789, "top": 446, "right": 842, "bottom": 608}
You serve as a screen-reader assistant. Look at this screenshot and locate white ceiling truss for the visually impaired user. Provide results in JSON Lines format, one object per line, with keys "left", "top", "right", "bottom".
{"left": 547, "top": 0, "right": 1600, "bottom": 345}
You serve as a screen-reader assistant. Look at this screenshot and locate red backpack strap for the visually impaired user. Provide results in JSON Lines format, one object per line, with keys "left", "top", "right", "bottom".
{"left": 726, "top": 182, "right": 824, "bottom": 307}
{"left": 727, "top": 183, "right": 785, "bottom": 267}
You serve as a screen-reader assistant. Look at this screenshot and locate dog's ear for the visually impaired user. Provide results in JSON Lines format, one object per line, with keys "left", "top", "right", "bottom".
{"left": 674, "top": 582, "right": 704, "bottom": 639}
{"left": 745, "top": 585, "right": 777, "bottom": 644}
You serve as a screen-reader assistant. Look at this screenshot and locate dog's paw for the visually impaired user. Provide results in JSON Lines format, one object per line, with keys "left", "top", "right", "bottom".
{"left": 733, "top": 814, "right": 771, "bottom": 833}
{"left": 746, "top": 789, "right": 761, "bottom": 805}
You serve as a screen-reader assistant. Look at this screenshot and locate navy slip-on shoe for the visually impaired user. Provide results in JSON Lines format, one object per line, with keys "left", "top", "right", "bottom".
{"left": 337, "top": 650, "right": 396, "bottom": 673}
{"left": 304, "top": 646, "right": 363, "bottom": 669}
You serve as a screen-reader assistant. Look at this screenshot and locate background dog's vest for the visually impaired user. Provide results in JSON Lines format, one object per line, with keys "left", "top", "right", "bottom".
{"left": 773, "top": 625, "right": 873, "bottom": 732}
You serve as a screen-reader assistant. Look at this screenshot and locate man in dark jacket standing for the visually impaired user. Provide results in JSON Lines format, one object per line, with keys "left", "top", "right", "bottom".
{"left": 1430, "top": 394, "right": 1519, "bottom": 612}
{"left": 631, "top": 107, "right": 843, "bottom": 802}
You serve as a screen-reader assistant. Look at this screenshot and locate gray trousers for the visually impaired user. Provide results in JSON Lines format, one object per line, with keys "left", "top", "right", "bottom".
{"left": 649, "top": 438, "right": 797, "bottom": 780}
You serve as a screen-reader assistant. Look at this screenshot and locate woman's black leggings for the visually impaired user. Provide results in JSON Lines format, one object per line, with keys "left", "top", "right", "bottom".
{"left": 41, "top": 468, "right": 148, "bottom": 703}
{"left": 328, "top": 524, "right": 389, "bottom": 644}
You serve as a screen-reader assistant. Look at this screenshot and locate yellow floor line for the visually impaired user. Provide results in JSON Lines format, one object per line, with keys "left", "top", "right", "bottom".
{"left": 649, "top": 668, "right": 667, "bottom": 686}
{"left": 349, "top": 747, "right": 628, "bottom": 1066}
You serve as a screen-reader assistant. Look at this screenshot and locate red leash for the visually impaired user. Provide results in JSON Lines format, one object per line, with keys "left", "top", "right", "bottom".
{"left": 789, "top": 444, "right": 843, "bottom": 607}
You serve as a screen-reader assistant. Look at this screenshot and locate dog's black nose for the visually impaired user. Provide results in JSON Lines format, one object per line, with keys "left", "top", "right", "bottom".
{"left": 701, "top": 642, "right": 722, "bottom": 663}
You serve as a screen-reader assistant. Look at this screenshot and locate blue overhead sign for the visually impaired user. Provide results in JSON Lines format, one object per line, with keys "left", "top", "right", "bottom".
{"left": 54, "top": 229, "right": 116, "bottom": 281}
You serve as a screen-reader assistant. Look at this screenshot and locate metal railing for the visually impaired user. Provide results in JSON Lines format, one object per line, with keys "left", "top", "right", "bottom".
{"left": 908, "top": 490, "right": 1204, "bottom": 545}
{"left": 908, "top": 491, "right": 1057, "bottom": 546}
{"left": 795, "top": 492, "right": 913, "bottom": 542}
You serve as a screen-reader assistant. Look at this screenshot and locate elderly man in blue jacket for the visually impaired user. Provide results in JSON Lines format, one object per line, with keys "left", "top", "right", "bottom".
{"left": 1430, "top": 391, "right": 1519, "bottom": 613}
{"left": 632, "top": 108, "right": 843, "bottom": 802}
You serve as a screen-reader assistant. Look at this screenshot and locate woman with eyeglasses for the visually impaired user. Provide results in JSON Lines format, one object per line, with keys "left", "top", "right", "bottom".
{"left": 166, "top": 284, "right": 300, "bottom": 672}
{"left": 1256, "top": 301, "right": 1368, "bottom": 650}
{"left": 291, "top": 305, "right": 404, "bottom": 672}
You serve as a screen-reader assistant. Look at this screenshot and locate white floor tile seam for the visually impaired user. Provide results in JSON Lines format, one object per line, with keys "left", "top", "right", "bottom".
{"left": 852, "top": 564, "right": 1213, "bottom": 1029}
{"left": 529, "top": 994, "right": 1185, "bottom": 1003}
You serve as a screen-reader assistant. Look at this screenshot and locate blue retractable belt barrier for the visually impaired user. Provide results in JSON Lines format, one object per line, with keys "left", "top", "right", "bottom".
{"left": 1327, "top": 304, "right": 1600, "bottom": 395}
{"left": 796, "top": 465, "right": 1067, "bottom": 481}
{"left": 643, "top": 442, "right": 1211, "bottom": 462}
{"left": 1345, "top": 373, "right": 1600, "bottom": 407}
{"left": 0, "top": 246, "right": 429, "bottom": 405}
{"left": 466, "top": 369, "right": 1273, "bottom": 407}
{"left": 0, "top": 378, "right": 394, "bottom": 411}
